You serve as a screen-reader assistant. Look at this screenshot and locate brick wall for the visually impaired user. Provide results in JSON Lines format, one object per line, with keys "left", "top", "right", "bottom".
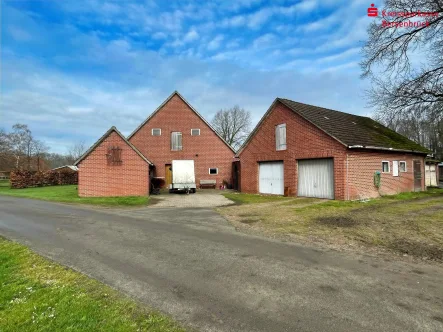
{"left": 239, "top": 101, "right": 348, "bottom": 199}
{"left": 347, "top": 151, "right": 425, "bottom": 200}
{"left": 78, "top": 131, "right": 150, "bottom": 197}
{"left": 129, "top": 94, "right": 235, "bottom": 188}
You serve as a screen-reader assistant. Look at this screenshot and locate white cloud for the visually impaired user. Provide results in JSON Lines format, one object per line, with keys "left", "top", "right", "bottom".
{"left": 183, "top": 28, "right": 199, "bottom": 42}
{"left": 207, "top": 35, "right": 224, "bottom": 51}
{"left": 252, "top": 33, "right": 276, "bottom": 49}
{"left": 8, "top": 26, "right": 32, "bottom": 41}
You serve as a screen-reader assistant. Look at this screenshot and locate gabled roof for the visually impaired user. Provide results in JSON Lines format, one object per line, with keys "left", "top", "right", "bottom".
{"left": 74, "top": 126, "right": 154, "bottom": 166}
{"left": 237, "top": 98, "right": 429, "bottom": 156}
{"left": 127, "top": 91, "right": 236, "bottom": 153}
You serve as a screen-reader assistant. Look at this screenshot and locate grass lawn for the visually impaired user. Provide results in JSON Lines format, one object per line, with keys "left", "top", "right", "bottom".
{"left": 0, "top": 238, "right": 185, "bottom": 332}
{"left": 0, "top": 181, "right": 149, "bottom": 206}
{"left": 219, "top": 189, "right": 443, "bottom": 260}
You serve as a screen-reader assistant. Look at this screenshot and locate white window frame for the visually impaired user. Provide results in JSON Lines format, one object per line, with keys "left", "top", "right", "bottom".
{"left": 399, "top": 161, "right": 407, "bottom": 172}
{"left": 382, "top": 161, "right": 390, "bottom": 173}
{"left": 151, "top": 128, "right": 161, "bottom": 136}
{"left": 191, "top": 128, "right": 200, "bottom": 136}
{"left": 171, "top": 132, "right": 183, "bottom": 151}
{"left": 275, "top": 123, "right": 287, "bottom": 151}
{"left": 209, "top": 168, "right": 218, "bottom": 175}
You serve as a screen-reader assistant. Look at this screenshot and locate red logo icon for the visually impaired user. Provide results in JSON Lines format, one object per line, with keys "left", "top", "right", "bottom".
{"left": 368, "top": 3, "right": 378, "bottom": 17}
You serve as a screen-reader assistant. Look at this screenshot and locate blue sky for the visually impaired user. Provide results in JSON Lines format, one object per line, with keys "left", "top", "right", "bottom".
{"left": 1, "top": 0, "right": 375, "bottom": 153}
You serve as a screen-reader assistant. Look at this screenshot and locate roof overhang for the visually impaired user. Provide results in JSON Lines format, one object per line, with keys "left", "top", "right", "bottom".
{"left": 348, "top": 145, "right": 428, "bottom": 155}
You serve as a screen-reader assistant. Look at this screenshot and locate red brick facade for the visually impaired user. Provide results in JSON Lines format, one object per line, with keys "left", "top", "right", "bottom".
{"left": 78, "top": 131, "right": 150, "bottom": 197}
{"left": 238, "top": 101, "right": 426, "bottom": 200}
{"left": 347, "top": 151, "right": 425, "bottom": 200}
{"left": 129, "top": 93, "right": 235, "bottom": 188}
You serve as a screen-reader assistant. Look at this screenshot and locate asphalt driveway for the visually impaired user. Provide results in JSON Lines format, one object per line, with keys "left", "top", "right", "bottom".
{"left": 0, "top": 196, "right": 442, "bottom": 332}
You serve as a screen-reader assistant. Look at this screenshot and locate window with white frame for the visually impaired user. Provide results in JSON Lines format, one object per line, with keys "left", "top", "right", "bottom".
{"left": 152, "top": 128, "right": 161, "bottom": 136}
{"left": 275, "top": 124, "right": 287, "bottom": 151}
{"left": 399, "top": 161, "right": 407, "bottom": 172}
{"left": 209, "top": 168, "right": 218, "bottom": 175}
{"left": 191, "top": 128, "right": 200, "bottom": 136}
{"left": 382, "top": 161, "right": 390, "bottom": 173}
{"left": 171, "top": 132, "right": 182, "bottom": 151}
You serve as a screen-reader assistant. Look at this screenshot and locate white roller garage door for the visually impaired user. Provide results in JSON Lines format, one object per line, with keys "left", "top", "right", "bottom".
{"left": 298, "top": 159, "right": 334, "bottom": 199}
{"left": 259, "top": 162, "right": 284, "bottom": 195}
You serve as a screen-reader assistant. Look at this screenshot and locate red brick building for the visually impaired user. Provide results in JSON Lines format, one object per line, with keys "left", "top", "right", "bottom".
{"left": 75, "top": 127, "right": 153, "bottom": 197}
{"left": 128, "top": 91, "right": 235, "bottom": 189}
{"left": 237, "top": 98, "right": 429, "bottom": 200}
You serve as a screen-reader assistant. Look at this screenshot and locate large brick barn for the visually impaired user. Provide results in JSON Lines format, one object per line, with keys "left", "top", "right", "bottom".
{"left": 75, "top": 91, "right": 235, "bottom": 197}
{"left": 236, "top": 98, "right": 429, "bottom": 200}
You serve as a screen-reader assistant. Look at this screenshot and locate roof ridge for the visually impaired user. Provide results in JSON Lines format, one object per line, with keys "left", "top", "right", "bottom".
{"left": 277, "top": 98, "right": 372, "bottom": 120}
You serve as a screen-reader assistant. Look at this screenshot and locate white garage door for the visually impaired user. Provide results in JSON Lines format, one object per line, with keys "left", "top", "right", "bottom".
{"left": 298, "top": 159, "right": 334, "bottom": 199}
{"left": 259, "top": 162, "right": 284, "bottom": 195}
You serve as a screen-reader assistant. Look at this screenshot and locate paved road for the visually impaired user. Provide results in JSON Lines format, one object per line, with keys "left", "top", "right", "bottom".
{"left": 1, "top": 196, "right": 442, "bottom": 332}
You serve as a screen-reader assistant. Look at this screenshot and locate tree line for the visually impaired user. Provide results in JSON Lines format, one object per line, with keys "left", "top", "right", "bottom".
{"left": 0, "top": 124, "right": 86, "bottom": 172}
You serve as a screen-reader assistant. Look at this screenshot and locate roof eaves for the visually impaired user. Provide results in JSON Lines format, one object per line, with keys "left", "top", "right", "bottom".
{"left": 348, "top": 145, "right": 429, "bottom": 154}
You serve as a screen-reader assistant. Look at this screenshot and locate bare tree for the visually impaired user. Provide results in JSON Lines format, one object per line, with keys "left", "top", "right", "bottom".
{"left": 362, "top": 0, "right": 443, "bottom": 157}
{"left": 8, "top": 124, "right": 33, "bottom": 169}
{"left": 211, "top": 106, "right": 251, "bottom": 150}
{"left": 68, "top": 141, "right": 87, "bottom": 163}
{"left": 361, "top": 0, "right": 443, "bottom": 113}
{"left": 32, "top": 140, "right": 49, "bottom": 171}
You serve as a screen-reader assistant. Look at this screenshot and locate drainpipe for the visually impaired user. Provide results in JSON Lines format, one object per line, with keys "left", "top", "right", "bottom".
{"left": 346, "top": 153, "right": 349, "bottom": 200}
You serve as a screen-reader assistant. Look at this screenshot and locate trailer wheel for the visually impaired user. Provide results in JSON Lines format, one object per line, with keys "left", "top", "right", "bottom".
{"left": 191, "top": 188, "right": 196, "bottom": 194}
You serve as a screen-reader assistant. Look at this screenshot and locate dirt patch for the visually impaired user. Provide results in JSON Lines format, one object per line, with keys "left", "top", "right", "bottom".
{"left": 316, "top": 215, "right": 360, "bottom": 227}
{"left": 388, "top": 239, "right": 443, "bottom": 261}
{"left": 239, "top": 218, "right": 260, "bottom": 224}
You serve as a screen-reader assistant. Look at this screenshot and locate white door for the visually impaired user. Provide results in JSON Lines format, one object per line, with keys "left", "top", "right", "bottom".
{"left": 426, "top": 165, "right": 437, "bottom": 187}
{"left": 393, "top": 161, "right": 399, "bottom": 177}
{"left": 259, "top": 162, "right": 284, "bottom": 195}
{"left": 298, "top": 159, "right": 334, "bottom": 199}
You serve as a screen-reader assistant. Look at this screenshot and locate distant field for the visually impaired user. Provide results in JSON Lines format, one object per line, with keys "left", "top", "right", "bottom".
{"left": 0, "top": 183, "right": 149, "bottom": 206}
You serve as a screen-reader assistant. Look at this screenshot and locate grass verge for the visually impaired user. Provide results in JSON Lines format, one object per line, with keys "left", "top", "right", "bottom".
{"left": 0, "top": 182, "right": 149, "bottom": 206}
{"left": 219, "top": 189, "right": 443, "bottom": 260}
{"left": 0, "top": 237, "right": 185, "bottom": 331}
{"left": 222, "top": 192, "right": 295, "bottom": 205}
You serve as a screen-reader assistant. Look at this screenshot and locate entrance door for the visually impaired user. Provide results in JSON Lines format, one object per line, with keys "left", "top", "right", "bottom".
{"left": 165, "top": 164, "right": 172, "bottom": 187}
{"left": 413, "top": 160, "right": 422, "bottom": 191}
{"left": 259, "top": 162, "right": 284, "bottom": 195}
{"left": 425, "top": 164, "right": 437, "bottom": 187}
{"left": 298, "top": 158, "right": 334, "bottom": 199}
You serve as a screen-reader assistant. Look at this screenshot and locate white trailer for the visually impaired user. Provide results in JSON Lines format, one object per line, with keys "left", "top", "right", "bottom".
{"left": 169, "top": 160, "right": 197, "bottom": 193}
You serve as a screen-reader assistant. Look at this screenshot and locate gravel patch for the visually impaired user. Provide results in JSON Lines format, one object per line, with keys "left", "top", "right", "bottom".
{"left": 150, "top": 192, "right": 234, "bottom": 208}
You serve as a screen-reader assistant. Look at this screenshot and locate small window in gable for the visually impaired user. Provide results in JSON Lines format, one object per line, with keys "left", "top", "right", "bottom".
{"left": 152, "top": 128, "right": 161, "bottom": 136}
{"left": 209, "top": 168, "right": 218, "bottom": 175}
{"left": 276, "top": 124, "right": 287, "bottom": 151}
{"left": 191, "top": 129, "right": 200, "bottom": 136}
{"left": 171, "top": 132, "right": 183, "bottom": 151}
{"left": 107, "top": 146, "right": 122, "bottom": 165}
{"left": 382, "top": 161, "right": 390, "bottom": 173}
{"left": 399, "top": 161, "right": 407, "bottom": 172}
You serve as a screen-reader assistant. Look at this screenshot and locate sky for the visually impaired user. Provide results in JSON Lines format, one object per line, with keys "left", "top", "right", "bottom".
{"left": 1, "top": 0, "right": 376, "bottom": 154}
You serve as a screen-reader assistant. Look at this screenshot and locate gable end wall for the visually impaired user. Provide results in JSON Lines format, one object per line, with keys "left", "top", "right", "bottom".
{"left": 78, "top": 131, "right": 150, "bottom": 197}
